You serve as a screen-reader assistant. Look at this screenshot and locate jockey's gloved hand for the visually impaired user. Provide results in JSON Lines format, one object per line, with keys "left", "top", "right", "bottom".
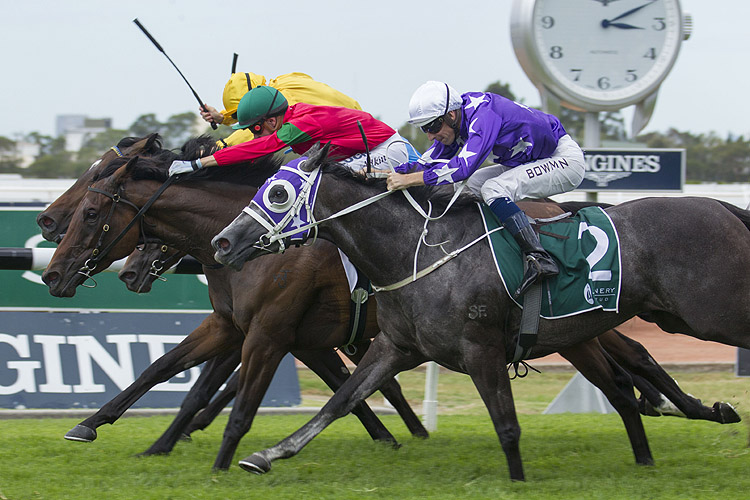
{"left": 168, "top": 159, "right": 203, "bottom": 176}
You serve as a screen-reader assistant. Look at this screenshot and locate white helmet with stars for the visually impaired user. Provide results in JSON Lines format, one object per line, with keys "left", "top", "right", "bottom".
{"left": 407, "top": 81, "right": 463, "bottom": 126}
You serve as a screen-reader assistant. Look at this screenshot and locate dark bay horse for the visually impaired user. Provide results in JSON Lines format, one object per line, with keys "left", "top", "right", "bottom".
{"left": 37, "top": 136, "right": 427, "bottom": 467}
{"left": 40, "top": 152, "right": 428, "bottom": 470}
{"left": 210, "top": 144, "right": 750, "bottom": 480}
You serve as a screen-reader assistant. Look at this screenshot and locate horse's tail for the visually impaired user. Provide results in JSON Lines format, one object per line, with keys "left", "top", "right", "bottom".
{"left": 717, "top": 200, "right": 750, "bottom": 232}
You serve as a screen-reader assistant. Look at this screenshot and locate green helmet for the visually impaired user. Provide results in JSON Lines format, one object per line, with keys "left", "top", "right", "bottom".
{"left": 232, "top": 86, "right": 288, "bottom": 130}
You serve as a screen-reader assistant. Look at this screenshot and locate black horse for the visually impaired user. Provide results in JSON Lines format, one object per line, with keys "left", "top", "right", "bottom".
{"left": 211, "top": 144, "right": 750, "bottom": 480}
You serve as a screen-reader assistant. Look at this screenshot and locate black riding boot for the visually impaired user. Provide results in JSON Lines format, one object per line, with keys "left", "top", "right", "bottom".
{"left": 503, "top": 211, "right": 559, "bottom": 297}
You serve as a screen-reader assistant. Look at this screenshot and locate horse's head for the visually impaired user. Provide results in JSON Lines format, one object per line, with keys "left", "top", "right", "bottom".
{"left": 118, "top": 242, "right": 186, "bottom": 294}
{"left": 42, "top": 157, "right": 147, "bottom": 297}
{"left": 212, "top": 143, "right": 332, "bottom": 270}
{"left": 36, "top": 133, "right": 163, "bottom": 243}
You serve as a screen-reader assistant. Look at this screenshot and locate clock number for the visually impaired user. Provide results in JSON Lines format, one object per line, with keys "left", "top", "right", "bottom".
{"left": 644, "top": 48, "right": 657, "bottom": 60}
{"left": 540, "top": 16, "right": 555, "bottom": 29}
{"left": 652, "top": 17, "right": 666, "bottom": 31}
{"left": 549, "top": 46, "right": 563, "bottom": 59}
{"left": 625, "top": 70, "right": 637, "bottom": 82}
{"left": 597, "top": 77, "right": 611, "bottom": 90}
{"left": 570, "top": 69, "right": 582, "bottom": 82}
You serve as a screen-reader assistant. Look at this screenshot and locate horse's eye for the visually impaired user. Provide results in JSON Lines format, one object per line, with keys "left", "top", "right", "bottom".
{"left": 263, "top": 180, "right": 296, "bottom": 213}
{"left": 269, "top": 186, "right": 288, "bottom": 206}
{"left": 85, "top": 209, "right": 98, "bottom": 222}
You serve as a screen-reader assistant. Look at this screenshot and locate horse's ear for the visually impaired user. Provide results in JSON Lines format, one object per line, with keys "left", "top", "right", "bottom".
{"left": 145, "top": 133, "right": 162, "bottom": 153}
{"left": 301, "top": 142, "right": 331, "bottom": 172}
{"left": 122, "top": 156, "right": 139, "bottom": 175}
{"left": 106, "top": 156, "right": 138, "bottom": 186}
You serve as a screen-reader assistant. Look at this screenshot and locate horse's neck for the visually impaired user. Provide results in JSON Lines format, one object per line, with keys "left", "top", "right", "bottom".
{"left": 139, "top": 180, "right": 255, "bottom": 261}
{"left": 315, "top": 175, "right": 480, "bottom": 288}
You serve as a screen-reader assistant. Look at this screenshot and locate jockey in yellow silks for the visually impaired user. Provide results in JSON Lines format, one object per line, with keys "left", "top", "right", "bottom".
{"left": 199, "top": 72, "right": 362, "bottom": 148}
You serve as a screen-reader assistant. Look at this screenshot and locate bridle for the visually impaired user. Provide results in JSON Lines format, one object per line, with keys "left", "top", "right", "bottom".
{"left": 77, "top": 176, "right": 175, "bottom": 287}
{"left": 244, "top": 163, "right": 394, "bottom": 254}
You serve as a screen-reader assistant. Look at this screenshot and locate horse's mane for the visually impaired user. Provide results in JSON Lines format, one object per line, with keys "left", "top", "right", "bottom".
{"left": 94, "top": 134, "right": 282, "bottom": 188}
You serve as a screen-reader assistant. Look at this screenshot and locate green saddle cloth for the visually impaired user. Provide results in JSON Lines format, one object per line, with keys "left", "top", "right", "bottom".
{"left": 479, "top": 204, "right": 621, "bottom": 319}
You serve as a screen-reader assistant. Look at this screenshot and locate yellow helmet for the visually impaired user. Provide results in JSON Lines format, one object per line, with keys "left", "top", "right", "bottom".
{"left": 220, "top": 72, "right": 267, "bottom": 124}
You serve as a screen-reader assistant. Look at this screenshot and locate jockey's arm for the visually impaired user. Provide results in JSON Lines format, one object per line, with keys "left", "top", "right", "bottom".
{"left": 387, "top": 171, "right": 425, "bottom": 191}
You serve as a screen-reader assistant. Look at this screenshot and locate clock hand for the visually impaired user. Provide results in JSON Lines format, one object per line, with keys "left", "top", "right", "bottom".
{"left": 601, "top": 20, "right": 644, "bottom": 29}
{"left": 593, "top": 0, "right": 622, "bottom": 5}
{"left": 604, "top": 0, "right": 656, "bottom": 23}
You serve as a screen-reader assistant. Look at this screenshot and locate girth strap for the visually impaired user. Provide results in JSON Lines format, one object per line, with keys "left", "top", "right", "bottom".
{"left": 342, "top": 268, "right": 372, "bottom": 355}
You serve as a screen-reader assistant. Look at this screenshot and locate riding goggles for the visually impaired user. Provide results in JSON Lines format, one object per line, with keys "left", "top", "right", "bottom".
{"left": 420, "top": 115, "right": 445, "bottom": 134}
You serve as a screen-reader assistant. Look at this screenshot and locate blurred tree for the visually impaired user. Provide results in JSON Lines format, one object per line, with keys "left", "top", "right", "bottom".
{"left": 128, "top": 112, "right": 203, "bottom": 150}
{"left": 0, "top": 136, "right": 22, "bottom": 173}
{"left": 129, "top": 114, "right": 162, "bottom": 139}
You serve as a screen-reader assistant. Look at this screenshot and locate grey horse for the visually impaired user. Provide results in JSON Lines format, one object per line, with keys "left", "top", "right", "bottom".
{"left": 211, "top": 144, "right": 750, "bottom": 481}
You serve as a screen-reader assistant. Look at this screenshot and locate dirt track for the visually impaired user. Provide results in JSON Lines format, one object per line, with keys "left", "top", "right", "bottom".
{"left": 536, "top": 317, "right": 736, "bottom": 366}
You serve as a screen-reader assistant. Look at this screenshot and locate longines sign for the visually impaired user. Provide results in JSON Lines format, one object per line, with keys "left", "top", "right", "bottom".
{"left": 580, "top": 148, "right": 685, "bottom": 191}
{"left": 0, "top": 311, "right": 301, "bottom": 409}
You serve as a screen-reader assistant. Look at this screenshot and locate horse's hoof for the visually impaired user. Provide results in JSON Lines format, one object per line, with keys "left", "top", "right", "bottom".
{"left": 413, "top": 429, "right": 430, "bottom": 439}
{"left": 64, "top": 424, "right": 97, "bottom": 442}
{"left": 715, "top": 402, "right": 741, "bottom": 424}
{"left": 238, "top": 453, "right": 272, "bottom": 474}
{"left": 640, "top": 400, "right": 662, "bottom": 417}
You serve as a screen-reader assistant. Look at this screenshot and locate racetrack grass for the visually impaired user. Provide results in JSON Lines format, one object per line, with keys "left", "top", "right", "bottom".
{"left": 2, "top": 369, "right": 749, "bottom": 499}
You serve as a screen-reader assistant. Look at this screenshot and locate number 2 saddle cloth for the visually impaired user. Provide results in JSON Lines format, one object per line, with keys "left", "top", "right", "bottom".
{"left": 479, "top": 205, "right": 621, "bottom": 319}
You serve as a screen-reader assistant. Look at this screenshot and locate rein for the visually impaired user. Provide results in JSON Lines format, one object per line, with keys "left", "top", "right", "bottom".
{"left": 251, "top": 162, "right": 505, "bottom": 293}
{"left": 78, "top": 176, "right": 175, "bottom": 287}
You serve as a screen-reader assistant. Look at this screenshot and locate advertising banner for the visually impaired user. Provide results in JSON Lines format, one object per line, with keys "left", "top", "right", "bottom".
{"left": 0, "top": 206, "right": 300, "bottom": 409}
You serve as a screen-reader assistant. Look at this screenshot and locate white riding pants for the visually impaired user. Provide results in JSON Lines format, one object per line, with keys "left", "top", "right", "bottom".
{"left": 466, "top": 134, "right": 585, "bottom": 204}
{"left": 339, "top": 133, "right": 419, "bottom": 172}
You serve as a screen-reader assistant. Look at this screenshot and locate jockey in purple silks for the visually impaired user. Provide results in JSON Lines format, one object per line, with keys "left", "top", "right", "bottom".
{"left": 387, "top": 81, "right": 586, "bottom": 297}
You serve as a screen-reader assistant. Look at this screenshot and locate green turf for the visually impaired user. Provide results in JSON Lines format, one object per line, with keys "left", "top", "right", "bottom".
{"left": 1, "top": 368, "right": 749, "bottom": 499}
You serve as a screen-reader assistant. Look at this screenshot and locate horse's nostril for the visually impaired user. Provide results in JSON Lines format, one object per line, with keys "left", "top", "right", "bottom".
{"left": 40, "top": 216, "right": 54, "bottom": 228}
{"left": 42, "top": 271, "right": 60, "bottom": 287}
{"left": 119, "top": 271, "right": 136, "bottom": 283}
{"left": 217, "top": 238, "right": 231, "bottom": 250}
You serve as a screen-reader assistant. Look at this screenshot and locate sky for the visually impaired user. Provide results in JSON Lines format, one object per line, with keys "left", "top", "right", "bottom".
{"left": 0, "top": 0, "right": 748, "bottom": 141}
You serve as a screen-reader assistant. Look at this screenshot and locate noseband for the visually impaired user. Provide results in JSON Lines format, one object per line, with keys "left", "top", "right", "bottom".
{"left": 78, "top": 176, "right": 175, "bottom": 287}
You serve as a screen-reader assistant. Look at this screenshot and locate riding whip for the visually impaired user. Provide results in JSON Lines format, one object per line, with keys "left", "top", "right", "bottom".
{"left": 132, "top": 18, "right": 217, "bottom": 130}
{"left": 231, "top": 53, "right": 239, "bottom": 74}
{"left": 356, "top": 120, "right": 372, "bottom": 174}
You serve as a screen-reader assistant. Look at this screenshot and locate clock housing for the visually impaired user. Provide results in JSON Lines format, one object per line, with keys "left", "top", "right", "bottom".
{"left": 511, "top": 0, "right": 685, "bottom": 111}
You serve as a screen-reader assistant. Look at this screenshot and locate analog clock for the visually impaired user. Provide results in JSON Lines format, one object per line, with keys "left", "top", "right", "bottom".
{"left": 511, "top": 0, "right": 688, "bottom": 112}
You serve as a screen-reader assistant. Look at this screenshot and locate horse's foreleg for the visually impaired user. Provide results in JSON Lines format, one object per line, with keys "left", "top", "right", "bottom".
{"left": 463, "top": 345, "right": 524, "bottom": 481}
{"left": 212, "top": 341, "right": 286, "bottom": 471}
{"left": 183, "top": 371, "right": 240, "bottom": 437}
{"left": 294, "top": 348, "right": 398, "bottom": 445}
{"left": 344, "top": 340, "right": 429, "bottom": 438}
{"left": 64, "top": 314, "right": 239, "bottom": 443}
{"left": 238, "top": 333, "right": 425, "bottom": 475}
{"left": 139, "top": 350, "right": 240, "bottom": 456}
{"left": 561, "top": 340, "right": 654, "bottom": 466}
{"left": 599, "top": 329, "right": 740, "bottom": 424}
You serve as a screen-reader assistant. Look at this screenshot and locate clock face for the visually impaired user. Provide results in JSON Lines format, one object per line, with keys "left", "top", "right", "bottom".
{"left": 515, "top": 0, "right": 683, "bottom": 110}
